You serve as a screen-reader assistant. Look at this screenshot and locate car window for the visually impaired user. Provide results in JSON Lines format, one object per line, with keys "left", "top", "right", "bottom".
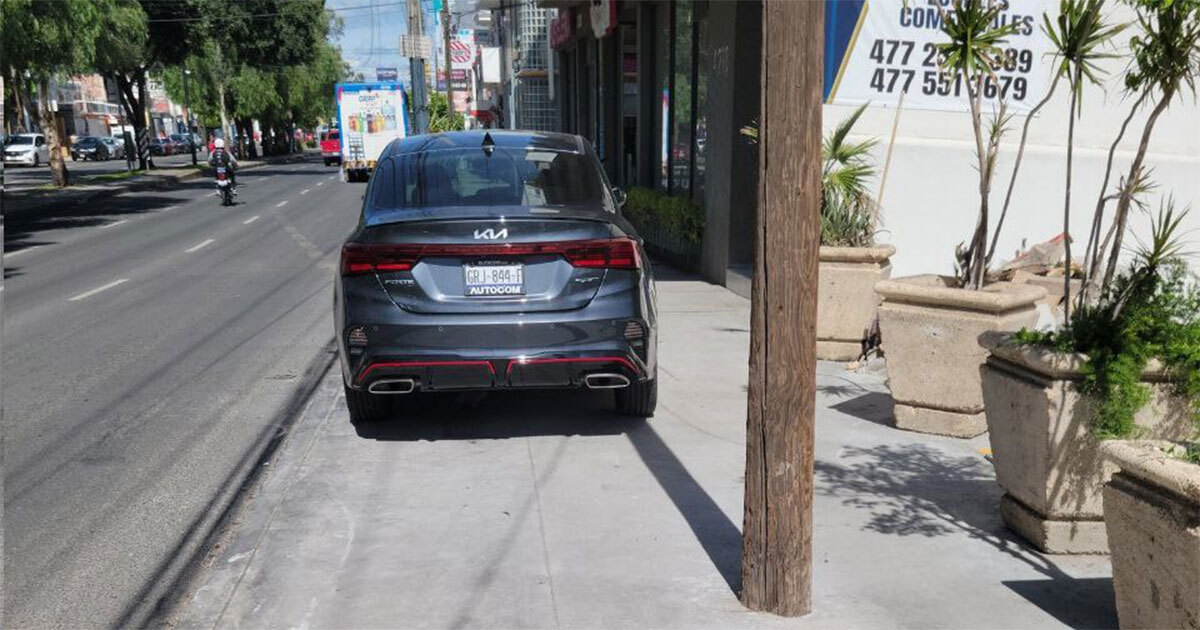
{"left": 9, "top": 136, "right": 32, "bottom": 145}
{"left": 36, "top": 137, "right": 45, "bottom": 146}
{"left": 370, "top": 147, "right": 609, "bottom": 211}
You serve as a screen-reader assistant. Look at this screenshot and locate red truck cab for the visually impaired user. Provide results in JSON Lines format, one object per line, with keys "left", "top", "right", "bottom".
{"left": 320, "top": 129, "right": 341, "bottom": 166}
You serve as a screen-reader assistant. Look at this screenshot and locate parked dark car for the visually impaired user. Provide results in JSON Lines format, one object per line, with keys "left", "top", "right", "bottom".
{"left": 335, "top": 131, "right": 658, "bottom": 425}
{"left": 148, "top": 138, "right": 172, "bottom": 156}
{"left": 169, "top": 133, "right": 192, "bottom": 154}
{"left": 71, "top": 136, "right": 112, "bottom": 161}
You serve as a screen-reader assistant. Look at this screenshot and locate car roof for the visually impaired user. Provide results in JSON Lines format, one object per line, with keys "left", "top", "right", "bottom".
{"left": 386, "top": 130, "right": 586, "bottom": 158}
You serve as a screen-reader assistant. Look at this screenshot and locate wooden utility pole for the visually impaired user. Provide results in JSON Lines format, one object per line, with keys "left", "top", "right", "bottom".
{"left": 442, "top": 0, "right": 453, "bottom": 106}
{"left": 741, "top": 0, "right": 823, "bottom": 617}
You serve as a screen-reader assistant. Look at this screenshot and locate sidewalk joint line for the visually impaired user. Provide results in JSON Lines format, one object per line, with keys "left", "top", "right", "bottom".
{"left": 525, "top": 439, "right": 563, "bottom": 629}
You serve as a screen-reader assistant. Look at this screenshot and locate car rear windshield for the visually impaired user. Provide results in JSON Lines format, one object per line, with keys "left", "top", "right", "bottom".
{"left": 321, "top": 131, "right": 339, "bottom": 141}
{"left": 77, "top": 137, "right": 101, "bottom": 146}
{"left": 369, "top": 147, "right": 609, "bottom": 211}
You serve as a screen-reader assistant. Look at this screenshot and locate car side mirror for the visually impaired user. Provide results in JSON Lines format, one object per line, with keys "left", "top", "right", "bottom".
{"left": 612, "top": 187, "right": 627, "bottom": 209}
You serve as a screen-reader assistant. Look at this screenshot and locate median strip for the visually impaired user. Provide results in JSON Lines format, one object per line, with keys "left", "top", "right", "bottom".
{"left": 69, "top": 278, "right": 129, "bottom": 302}
{"left": 185, "top": 238, "right": 216, "bottom": 253}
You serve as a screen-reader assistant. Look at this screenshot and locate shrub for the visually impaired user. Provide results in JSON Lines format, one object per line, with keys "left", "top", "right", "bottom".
{"left": 623, "top": 186, "right": 704, "bottom": 245}
{"left": 1015, "top": 202, "right": 1200, "bottom": 438}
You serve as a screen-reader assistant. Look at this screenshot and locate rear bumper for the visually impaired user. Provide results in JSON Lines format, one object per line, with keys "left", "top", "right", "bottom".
{"left": 339, "top": 315, "right": 653, "bottom": 392}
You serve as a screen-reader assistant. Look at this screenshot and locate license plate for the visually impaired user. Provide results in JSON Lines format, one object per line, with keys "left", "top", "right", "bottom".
{"left": 463, "top": 263, "right": 524, "bottom": 296}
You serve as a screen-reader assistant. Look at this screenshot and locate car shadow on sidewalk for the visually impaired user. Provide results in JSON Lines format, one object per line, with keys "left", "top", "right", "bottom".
{"left": 355, "top": 388, "right": 744, "bottom": 597}
{"left": 816, "top": 443, "right": 1116, "bottom": 630}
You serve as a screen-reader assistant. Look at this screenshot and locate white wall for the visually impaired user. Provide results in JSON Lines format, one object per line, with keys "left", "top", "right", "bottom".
{"left": 823, "top": 10, "right": 1200, "bottom": 279}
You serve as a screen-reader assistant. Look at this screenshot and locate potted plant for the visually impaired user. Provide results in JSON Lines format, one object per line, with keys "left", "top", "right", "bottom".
{"left": 874, "top": 0, "right": 1045, "bottom": 437}
{"left": 816, "top": 104, "right": 896, "bottom": 361}
{"left": 981, "top": 204, "right": 1199, "bottom": 553}
{"left": 1101, "top": 440, "right": 1200, "bottom": 629}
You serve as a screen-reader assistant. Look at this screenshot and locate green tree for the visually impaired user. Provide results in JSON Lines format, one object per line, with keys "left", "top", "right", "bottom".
{"left": 1, "top": 0, "right": 107, "bottom": 186}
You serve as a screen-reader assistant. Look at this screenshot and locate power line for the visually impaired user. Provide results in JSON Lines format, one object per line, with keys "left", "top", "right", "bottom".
{"left": 145, "top": 0, "right": 406, "bottom": 23}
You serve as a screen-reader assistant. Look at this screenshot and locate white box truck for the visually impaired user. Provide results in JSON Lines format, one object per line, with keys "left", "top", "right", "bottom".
{"left": 335, "top": 82, "right": 409, "bottom": 182}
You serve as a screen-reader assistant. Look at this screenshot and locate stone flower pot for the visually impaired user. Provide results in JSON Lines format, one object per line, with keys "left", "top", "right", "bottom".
{"left": 980, "top": 334, "right": 1195, "bottom": 553}
{"left": 1102, "top": 441, "right": 1200, "bottom": 629}
{"left": 873, "top": 275, "right": 1045, "bottom": 438}
{"left": 817, "top": 244, "right": 895, "bottom": 361}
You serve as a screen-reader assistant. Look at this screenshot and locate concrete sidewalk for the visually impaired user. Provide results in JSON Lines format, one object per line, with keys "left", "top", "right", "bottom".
{"left": 174, "top": 267, "right": 1115, "bottom": 630}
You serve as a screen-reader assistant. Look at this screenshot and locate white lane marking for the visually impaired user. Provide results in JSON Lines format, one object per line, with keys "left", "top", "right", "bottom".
{"left": 69, "top": 278, "right": 129, "bottom": 302}
{"left": 185, "top": 238, "right": 215, "bottom": 253}
{"left": 329, "top": 175, "right": 337, "bottom": 180}
{"left": 99, "top": 219, "right": 128, "bottom": 230}
{"left": 243, "top": 215, "right": 260, "bottom": 225}
{"left": 276, "top": 200, "right": 288, "bottom": 208}
{"left": 300, "top": 188, "right": 310, "bottom": 195}
{"left": 316, "top": 181, "right": 324, "bottom": 187}
{"left": 4, "top": 246, "right": 40, "bottom": 259}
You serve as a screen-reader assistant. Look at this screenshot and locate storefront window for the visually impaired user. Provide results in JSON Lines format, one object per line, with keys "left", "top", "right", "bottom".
{"left": 692, "top": 2, "right": 709, "bottom": 202}
{"left": 670, "top": 1, "right": 692, "bottom": 195}
{"left": 656, "top": 1, "right": 671, "bottom": 190}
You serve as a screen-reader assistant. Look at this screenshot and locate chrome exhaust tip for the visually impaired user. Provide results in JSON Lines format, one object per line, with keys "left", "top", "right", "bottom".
{"left": 584, "top": 373, "right": 631, "bottom": 389}
{"left": 367, "top": 378, "right": 416, "bottom": 395}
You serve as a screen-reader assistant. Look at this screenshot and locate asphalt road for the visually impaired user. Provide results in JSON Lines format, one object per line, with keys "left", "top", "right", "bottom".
{"left": 4, "top": 151, "right": 202, "bottom": 191}
{"left": 2, "top": 155, "right": 358, "bottom": 627}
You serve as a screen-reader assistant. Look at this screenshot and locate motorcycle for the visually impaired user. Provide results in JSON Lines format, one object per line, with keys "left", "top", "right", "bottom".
{"left": 215, "top": 165, "right": 234, "bottom": 206}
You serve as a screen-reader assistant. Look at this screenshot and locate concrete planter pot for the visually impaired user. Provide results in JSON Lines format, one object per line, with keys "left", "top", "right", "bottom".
{"left": 1101, "top": 441, "right": 1200, "bottom": 629}
{"left": 980, "top": 335, "right": 1195, "bottom": 554}
{"left": 817, "top": 245, "right": 895, "bottom": 361}
{"left": 873, "top": 275, "right": 1045, "bottom": 438}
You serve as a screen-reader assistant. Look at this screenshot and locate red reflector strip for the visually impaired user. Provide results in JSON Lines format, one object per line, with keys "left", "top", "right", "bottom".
{"left": 505, "top": 356, "right": 640, "bottom": 376}
{"left": 340, "top": 238, "right": 641, "bottom": 275}
{"left": 357, "top": 360, "right": 496, "bottom": 384}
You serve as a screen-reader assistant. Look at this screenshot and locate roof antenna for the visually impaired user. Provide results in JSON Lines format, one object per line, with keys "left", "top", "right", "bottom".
{"left": 481, "top": 132, "right": 495, "bottom": 157}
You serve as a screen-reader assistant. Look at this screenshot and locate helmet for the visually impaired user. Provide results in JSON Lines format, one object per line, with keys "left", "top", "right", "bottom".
{"left": 214, "top": 138, "right": 225, "bottom": 149}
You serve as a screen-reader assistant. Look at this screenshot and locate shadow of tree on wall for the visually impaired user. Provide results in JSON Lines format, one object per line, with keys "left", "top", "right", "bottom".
{"left": 815, "top": 443, "right": 1116, "bottom": 630}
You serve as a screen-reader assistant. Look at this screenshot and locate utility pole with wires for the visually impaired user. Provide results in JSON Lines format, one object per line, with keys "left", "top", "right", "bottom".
{"left": 442, "top": 0, "right": 453, "bottom": 107}
{"left": 405, "top": 0, "right": 430, "bottom": 133}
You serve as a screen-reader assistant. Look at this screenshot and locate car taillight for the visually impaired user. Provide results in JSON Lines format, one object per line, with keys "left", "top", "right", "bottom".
{"left": 562, "top": 238, "right": 640, "bottom": 270}
{"left": 340, "top": 238, "right": 641, "bottom": 276}
{"left": 340, "top": 243, "right": 420, "bottom": 275}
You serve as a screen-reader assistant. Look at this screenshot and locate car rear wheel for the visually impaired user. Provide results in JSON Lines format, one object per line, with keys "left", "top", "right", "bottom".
{"left": 615, "top": 376, "right": 657, "bottom": 418}
{"left": 345, "top": 384, "right": 389, "bottom": 424}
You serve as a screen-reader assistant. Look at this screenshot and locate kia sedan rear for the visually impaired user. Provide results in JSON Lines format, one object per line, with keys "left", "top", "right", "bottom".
{"left": 335, "top": 131, "right": 657, "bottom": 425}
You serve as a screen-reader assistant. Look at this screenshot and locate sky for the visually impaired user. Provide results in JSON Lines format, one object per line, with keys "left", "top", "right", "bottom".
{"left": 326, "top": 0, "right": 479, "bottom": 84}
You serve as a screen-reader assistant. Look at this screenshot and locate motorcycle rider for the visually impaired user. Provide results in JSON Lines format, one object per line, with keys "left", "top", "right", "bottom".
{"left": 208, "top": 138, "right": 238, "bottom": 194}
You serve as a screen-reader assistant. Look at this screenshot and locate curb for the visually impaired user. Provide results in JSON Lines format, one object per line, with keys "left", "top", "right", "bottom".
{"left": 3, "top": 152, "right": 315, "bottom": 216}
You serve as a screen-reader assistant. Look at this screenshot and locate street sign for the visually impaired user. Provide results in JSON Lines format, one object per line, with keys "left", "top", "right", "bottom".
{"left": 398, "top": 35, "right": 432, "bottom": 59}
{"left": 376, "top": 67, "right": 399, "bottom": 81}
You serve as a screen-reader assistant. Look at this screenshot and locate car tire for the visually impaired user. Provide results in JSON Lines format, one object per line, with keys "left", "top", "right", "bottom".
{"left": 33, "top": 154, "right": 40, "bottom": 167}
{"left": 345, "top": 384, "right": 389, "bottom": 425}
{"left": 615, "top": 375, "right": 657, "bottom": 418}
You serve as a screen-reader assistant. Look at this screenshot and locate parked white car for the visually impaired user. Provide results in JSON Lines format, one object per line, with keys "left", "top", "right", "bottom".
{"left": 4, "top": 133, "right": 51, "bottom": 167}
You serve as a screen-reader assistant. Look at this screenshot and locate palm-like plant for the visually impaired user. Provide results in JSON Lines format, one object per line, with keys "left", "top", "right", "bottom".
{"left": 936, "top": 0, "right": 1019, "bottom": 289}
{"left": 821, "top": 103, "right": 877, "bottom": 247}
{"left": 1046, "top": 0, "right": 1125, "bottom": 318}
{"left": 1086, "top": 0, "right": 1200, "bottom": 295}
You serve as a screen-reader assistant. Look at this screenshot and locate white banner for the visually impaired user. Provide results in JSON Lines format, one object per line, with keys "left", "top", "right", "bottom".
{"left": 826, "top": 0, "right": 1058, "bottom": 112}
